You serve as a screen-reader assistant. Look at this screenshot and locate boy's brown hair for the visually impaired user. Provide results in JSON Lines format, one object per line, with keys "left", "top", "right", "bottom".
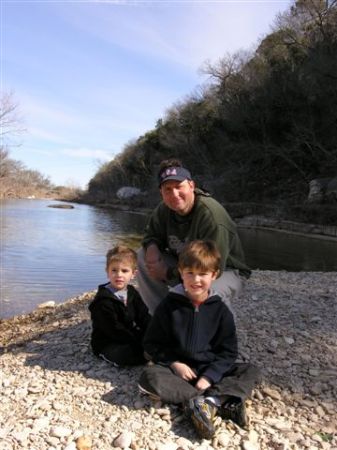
{"left": 178, "top": 240, "right": 221, "bottom": 274}
{"left": 106, "top": 245, "right": 137, "bottom": 271}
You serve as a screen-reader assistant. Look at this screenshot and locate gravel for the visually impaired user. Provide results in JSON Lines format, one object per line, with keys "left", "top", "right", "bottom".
{"left": 0, "top": 270, "right": 336, "bottom": 450}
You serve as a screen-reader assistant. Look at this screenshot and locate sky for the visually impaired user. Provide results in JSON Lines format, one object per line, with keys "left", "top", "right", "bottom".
{"left": 1, "top": 0, "right": 291, "bottom": 189}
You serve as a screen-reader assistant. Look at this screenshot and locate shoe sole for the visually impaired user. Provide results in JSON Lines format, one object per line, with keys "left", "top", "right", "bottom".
{"left": 189, "top": 399, "right": 216, "bottom": 439}
{"left": 138, "top": 383, "right": 161, "bottom": 401}
{"left": 191, "top": 414, "right": 215, "bottom": 439}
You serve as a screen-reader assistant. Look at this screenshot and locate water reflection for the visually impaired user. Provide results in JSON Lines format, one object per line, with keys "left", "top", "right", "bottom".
{"left": 239, "top": 227, "right": 337, "bottom": 272}
{"left": 1, "top": 199, "right": 147, "bottom": 318}
{"left": 1, "top": 199, "right": 336, "bottom": 319}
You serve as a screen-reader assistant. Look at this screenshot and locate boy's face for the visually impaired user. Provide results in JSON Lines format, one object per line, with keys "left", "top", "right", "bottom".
{"left": 179, "top": 267, "right": 217, "bottom": 303}
{"left": 106, "top": 261, "right": 136, "bottom": 291}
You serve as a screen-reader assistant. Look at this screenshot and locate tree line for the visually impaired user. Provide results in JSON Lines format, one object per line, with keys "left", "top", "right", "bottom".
{"left": 0, "top": 92, "right": 53, "bottom": 198}
{"left": 87, "top": 0, "right": 337, "bottom": 209}
{"left": 0, "top": 147, "right": 54, "bottom": 198}
{"left": 0, "top": 92, "right": 78, "bottom": 199}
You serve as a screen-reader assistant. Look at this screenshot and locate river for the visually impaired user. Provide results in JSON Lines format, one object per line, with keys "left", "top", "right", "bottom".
{"left": 1, "top": 199, "right": 336, "bottom": 319}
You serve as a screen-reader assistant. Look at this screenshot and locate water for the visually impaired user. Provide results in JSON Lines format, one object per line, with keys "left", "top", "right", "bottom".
{"left": 0, "top": 199, "right": 147, "bottom": 319}
{"left": 1, "top": 199, "right": 336, "bottom": 319}
{"left": 238, "top": 227, "right": 337, "bottom": 271}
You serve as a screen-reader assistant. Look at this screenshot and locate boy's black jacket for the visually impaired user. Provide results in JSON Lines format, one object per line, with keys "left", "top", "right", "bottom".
{"left": 89, "top": 283, "right": 151, "bottom": 355}
{"left": 143, "top": 286, "right": 238, "bottom": 384}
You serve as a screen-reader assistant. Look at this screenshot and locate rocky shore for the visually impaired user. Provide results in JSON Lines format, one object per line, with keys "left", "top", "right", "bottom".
{"left": 1, "top": 270, "right": 336, "bottom": 450}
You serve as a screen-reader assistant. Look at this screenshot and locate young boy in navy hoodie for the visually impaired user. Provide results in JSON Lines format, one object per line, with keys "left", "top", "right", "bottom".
{"left": 139, "top": 240, "right": 260, "bottom": 439}
{"left": 89, "top": 245, "right": 151, "bottom": 366}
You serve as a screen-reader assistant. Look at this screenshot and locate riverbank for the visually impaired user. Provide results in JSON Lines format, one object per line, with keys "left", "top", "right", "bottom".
{"left": 72, "top": 198, "right": 337, "bottom": 239}
{"left": 1, "top": 270, "right": 336, "bottom": 450}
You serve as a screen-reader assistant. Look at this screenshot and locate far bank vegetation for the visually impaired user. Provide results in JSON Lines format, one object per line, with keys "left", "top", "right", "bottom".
{"left": 0, "top": 93, "right": 81, "bottom": 200}
{"left": 86, "top": 0, "right": 337, "bottom": 223}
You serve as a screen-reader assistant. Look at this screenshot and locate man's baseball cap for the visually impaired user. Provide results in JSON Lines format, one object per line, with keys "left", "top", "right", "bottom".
{"left": 158, "top": 166, "right": 192, "bottom": 186}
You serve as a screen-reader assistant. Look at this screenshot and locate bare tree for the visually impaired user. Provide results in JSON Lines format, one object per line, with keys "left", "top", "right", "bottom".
{"left": 0, "top": 91, "right": 26, "bottom": 184}
{"left": 0, "top": 92, "right": 54, "bottom": 198}
{"left": 200, "top": 50, "right": 250, "bottom": 84}
{"left": 0, "top": 91, "right": 25, "bottom": 149}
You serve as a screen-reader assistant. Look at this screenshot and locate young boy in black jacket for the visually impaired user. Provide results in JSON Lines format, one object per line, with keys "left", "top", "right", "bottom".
{"left": 139, "top": 240, "right": 261, "bottom": 439}
{"left": 89, "top": 245, "right": 151, "bottom": 366}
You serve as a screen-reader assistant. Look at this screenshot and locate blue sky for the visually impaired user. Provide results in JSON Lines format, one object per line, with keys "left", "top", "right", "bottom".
{"left": 2, "top": 0, "right": 291, "bottom": 188}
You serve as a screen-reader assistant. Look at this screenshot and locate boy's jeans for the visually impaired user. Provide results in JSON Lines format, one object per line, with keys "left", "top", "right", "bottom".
{"left": 139, "top": 363, "right": 261, "bottom": 405}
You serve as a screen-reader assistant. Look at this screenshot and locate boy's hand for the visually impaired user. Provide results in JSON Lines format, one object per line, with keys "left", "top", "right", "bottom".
{"left": 195, "top": 376, "right": 211, "bottom": 391}
{"left": 170, "top": 362, "right": 197, "bottom": 381}
{"left": 145, "top": 245, "right": 168, "bottom": 282}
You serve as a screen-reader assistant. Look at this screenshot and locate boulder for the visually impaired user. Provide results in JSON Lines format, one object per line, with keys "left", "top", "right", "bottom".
{"left": 326, "top": 177, "right": 337, "bottom": 203}
{"left": 116, "top": 186, "right": 141, "bottom": 199}
{"left": 307, "top": 177, "right": 337, "bottom": 204}
{"left": 48, "top": 204, "right": 74, "bottom": 209}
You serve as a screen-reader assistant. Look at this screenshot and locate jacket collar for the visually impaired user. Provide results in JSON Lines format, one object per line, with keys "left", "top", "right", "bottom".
{"left": 169, "top": 283, "right": 220, "bottom": 303}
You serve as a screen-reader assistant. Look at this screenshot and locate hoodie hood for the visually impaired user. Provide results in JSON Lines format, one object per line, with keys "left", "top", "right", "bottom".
{"left": 169, "top": 283, "right": 220, "bottom": 302}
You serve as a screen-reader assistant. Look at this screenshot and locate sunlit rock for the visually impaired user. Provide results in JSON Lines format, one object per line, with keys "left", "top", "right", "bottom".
{"left": 116, "top": 186, "right": 142, "bottom": 199}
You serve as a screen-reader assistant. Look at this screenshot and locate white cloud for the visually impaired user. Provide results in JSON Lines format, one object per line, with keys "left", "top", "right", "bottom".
{"left": 27, "top": 127, "right": 69, "bottom": 145}
{"left": 53, "top": 1, "right": 290, "bottom": 73}
{"left": 16, "top": 86, "right": 169, "bottom": 155}
{"left": 54, "top": 3, "right": 184, "bottom": 67}
{"left": 61, "top": 147, "right": 112, "bottom": 160}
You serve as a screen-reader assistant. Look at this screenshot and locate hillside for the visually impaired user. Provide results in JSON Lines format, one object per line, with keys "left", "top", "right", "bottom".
{"left": 84, "top": 0, "right": 337, "bottom": 224}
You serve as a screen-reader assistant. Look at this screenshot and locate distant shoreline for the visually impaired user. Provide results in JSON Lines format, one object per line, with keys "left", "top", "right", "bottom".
{"left": 3, "top": 196, "right": 337, "bottom": 239}
{"left": 71, "top": 198, "right": 337, "bottom": 239}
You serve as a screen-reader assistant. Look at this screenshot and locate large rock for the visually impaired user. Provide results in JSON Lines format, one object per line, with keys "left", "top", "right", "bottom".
{"left": 307, "top": 177, "right": 337, "bottom": 203}
{"left": 48, "top": 203, "right": 74, "bottom": 209}
{"left": 326, "top": 177, "right": 337, "bottom": 202}
{"left": 116, "top": 186, "right": 142, "bottom": 199}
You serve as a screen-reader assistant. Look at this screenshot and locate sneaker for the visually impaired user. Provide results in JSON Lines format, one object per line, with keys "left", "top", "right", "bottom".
{"left": 220, "top": 397, "right": 248, "bottom": 429}
{"left": 187, "top": 396, "right": 218, "bottom": 439}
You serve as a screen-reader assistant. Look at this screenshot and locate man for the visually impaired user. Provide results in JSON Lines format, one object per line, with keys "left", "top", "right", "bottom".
{"left": 137, "top": 159, "right": 250, "bottom": 314}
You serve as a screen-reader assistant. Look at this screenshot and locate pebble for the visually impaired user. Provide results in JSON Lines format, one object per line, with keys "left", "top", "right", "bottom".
{"left": 241, "top": 441, "right": 259, "bottom": 450}
{"left": 38, "top": 301, "right": 56, "bottom": 309}
{"left": 217, "top": 432, "right": 231, "bottom": 447}
{"left": 113, "top": 431, "right": 133, "bottom": 448}
{"left": 261, "top": 387, "right": 282, "bottom": 401}
{"left": 0, "top": 272, "right": 336, "bottom": 450}
{"left": 156, "top": 442, "right": 177, "bottom": 450}
{"left": 50, "top": 426, "right": 72, "bottom": 438}
{"left": 65, "top": 444, "right": 77, "bottom": 450}
{"left": 76, "top": 435, "right": 92, "bottom": 450}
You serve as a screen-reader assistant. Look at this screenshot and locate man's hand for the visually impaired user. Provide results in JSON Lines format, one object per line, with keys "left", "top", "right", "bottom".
{"left": 145, "top": 244, "right": 169, "bottom": 282}
{"left": 170, "top": 362, "right": 197, "bottom": 381}
{"left": 195, "top": 376, "right": 211, "bottom": 391}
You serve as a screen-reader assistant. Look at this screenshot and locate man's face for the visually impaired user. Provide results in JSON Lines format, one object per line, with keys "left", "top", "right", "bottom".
{"left": 160, "top": 179, "right": 195, "bottom": 215}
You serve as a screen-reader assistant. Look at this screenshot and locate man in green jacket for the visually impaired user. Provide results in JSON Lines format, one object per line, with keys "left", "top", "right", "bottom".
{"left": 137, "top": 159, "right": 250, "bottom": 314}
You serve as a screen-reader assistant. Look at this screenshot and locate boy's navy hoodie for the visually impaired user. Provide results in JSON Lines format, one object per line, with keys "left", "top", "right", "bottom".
{"left": 143, "top": 285, "right": 238, "bottom": 384}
